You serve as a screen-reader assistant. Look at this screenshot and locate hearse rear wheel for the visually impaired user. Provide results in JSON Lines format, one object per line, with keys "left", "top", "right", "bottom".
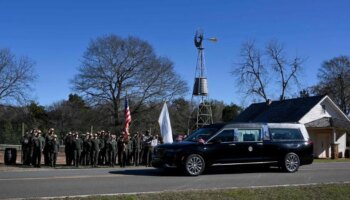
{"left": 282, "top": 152, "right": 300, "bottom": 173}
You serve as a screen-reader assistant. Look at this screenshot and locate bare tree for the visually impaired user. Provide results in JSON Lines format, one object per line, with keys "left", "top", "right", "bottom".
{"left": 233, "top": 40, "right": 268, "bottom": 101}
{"left": 232, "top": 40, "right": 304, "bottom": 101}
{"left": 312, "top": 56, "right": 350, "bottom": 115}
{"left": 0, "top": 48, "right": 36, "bottom": 104}
{"left": 72, "top": 35, "right": 188, "bottom": 126}
{"left": 266, "top": 40, "right": 303, "bottom": 100}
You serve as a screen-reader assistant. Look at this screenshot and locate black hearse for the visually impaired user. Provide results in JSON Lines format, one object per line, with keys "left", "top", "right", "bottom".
{"left": 152, "top": 123, "right": 314, "bottom": 176}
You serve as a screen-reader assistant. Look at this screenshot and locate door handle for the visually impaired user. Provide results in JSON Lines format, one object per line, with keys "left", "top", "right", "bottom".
{"left": 257, "top": 143, "right": 263, "bottom": 146}
{"left": 229, "top": 143, "right": 236, "bottom": 146}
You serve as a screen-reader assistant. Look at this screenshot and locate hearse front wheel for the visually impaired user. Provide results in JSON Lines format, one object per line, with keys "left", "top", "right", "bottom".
{"left": 184, "top": 154, "right": 205, "bottom": 176}
{"left": 282, "top": 152, "right": 300, "bottom": 173}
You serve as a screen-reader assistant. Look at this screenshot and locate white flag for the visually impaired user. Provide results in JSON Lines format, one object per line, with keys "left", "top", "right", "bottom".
{"left": 158, "top": 102, "right": 173, "bottom": 144}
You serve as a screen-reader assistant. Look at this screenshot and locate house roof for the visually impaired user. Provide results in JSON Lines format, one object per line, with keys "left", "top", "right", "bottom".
{"left": 305, "top": 117, "right": 350, "bottom": 129}
{"left": 233, "top": 95, "right": 326, "bottom": 123}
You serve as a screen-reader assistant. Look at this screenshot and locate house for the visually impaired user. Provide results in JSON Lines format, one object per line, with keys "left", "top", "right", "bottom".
{"left": 233, "top": 95, "right": 350, "bottom": 159}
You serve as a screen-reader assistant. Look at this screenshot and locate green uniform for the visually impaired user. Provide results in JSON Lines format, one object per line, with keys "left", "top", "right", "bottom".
{"left": 73, "top": 138, "right": 83, "bottom": 167}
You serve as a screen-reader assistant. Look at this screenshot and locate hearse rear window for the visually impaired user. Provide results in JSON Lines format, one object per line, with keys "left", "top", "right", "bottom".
{"left": 270, "top": 128, "right": 304, "bottom": 140}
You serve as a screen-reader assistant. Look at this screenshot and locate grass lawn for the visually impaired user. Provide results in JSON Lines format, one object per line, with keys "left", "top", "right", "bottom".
{"left": 57, "top": 183, "right": 350, "bottom": 200}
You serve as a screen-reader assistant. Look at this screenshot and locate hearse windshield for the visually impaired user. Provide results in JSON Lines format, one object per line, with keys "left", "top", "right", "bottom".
{"left": 185, "top": 127, "right": 219, "bottom": 142}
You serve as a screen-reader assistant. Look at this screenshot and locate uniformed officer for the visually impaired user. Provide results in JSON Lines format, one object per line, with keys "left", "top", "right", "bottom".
{"left": 38, "top": 130, "right": 45, "bottom": 166}
{"left": 143, "top": 131, "right": 152, "bottom": 166}
{"left": 31, "top": 130, "right": 42, "bottom": 168}
{"left": 133, "top": 132, "right": 143, "bottom": 166}
{"left": 108, "top": 135, "right": 118, "bottom": 167}
{"left": 91, "top": 133, "right": 100, "bottom": 167}
{"left": 98, "top": 131, "right": 106, "bottom": 165}
{"left": 149, "top": 135, "right": 159, "bottom": 166}
{"left": 127, "top": 135, "right": 133, "bottom": 165}
{"left": 104, "top": 131, "right": 111, "bottom": 165}
{"left": 83, "top": 133, "right": 92, "bottom": 166}
{"left": 119, "top": 133, "right": 127, "bottom": 168}
{"left": 64, "top": 132, "right": 74, "bottom": 166}
{"left": 117, "top": 135, "right": 124, "bottom": 165}
{"left": 72, "top": 133, "right": 83, "bottom": 167}
{"left": 46, "top": 128, "right": 55, "bottom": 167}
{"left": 80, "top": 133, "right": 87, "bottom": 165}
{"left": 21, "top": 131, "right": 32, "bottom": 165}
{"left": 51, "top": 134, "right": 60, "bottom": 167}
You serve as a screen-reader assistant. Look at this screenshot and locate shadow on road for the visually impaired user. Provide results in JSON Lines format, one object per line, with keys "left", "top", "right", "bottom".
{"left": 109, "top": 165, "right": 284, "bottom": 177}
{"left": 109, "top": 168, "right": 187, "bottom": 177}
{"left": 205, "top": 165, "right": 283, "bottom": 175}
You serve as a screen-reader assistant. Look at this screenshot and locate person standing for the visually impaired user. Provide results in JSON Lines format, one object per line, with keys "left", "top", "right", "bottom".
{"left": 31, "top": 130, "right": 42, "bottom": 168}
{"left": 104, "top": 132, "right": 111, "bottom": 165}
{"left": 46, "top": 128, "right": 55, "bottom": 167}
{"left": 132, "top": 132, "right": 142, "bottom": 166}
{"left": 51, "top": 134, "right": 60, "bottom": 167}
{"left": 126, "top": 135, "right": 133, "bottom": 165}
{"left": 64, "top": 132, "right": 74, "bottom": 166}
{"left": 144, "top": 134, "right": 153, "bottom": 167}
{"left": 44, "top": 128, "right": 54, "bottom": 166}
{"left": 147, "top": 135, "right": 158, "bottom": 167}
{"left": 98, "top": 131, "right": 106, "bottom": 165}
{"left": 45, "top": 128, "right": 55, "bottom": 167}
{"left": 80, "top": 133, "right": 88, "bottom": 165}
{"left": 38, "top": 130, "right": 45, "bottom": 167}
{"left": 83, "top": 133, "right": 92, "bottom": 166}
{"left": 72, "top": 133, "right": 83, "bottom": 167}
{"left": 108, "top": 135, "right": 118, "bottom": 167}
{"left": 91, "top": 134, "right": 100, "bottom": 167}
{"left": 119, "top": 136, "right": 127, "bottom": 168}
{"left": 117, "top": 135, "right": 124, "bottom": 165}
{"left": 21, "top": 131, "right": 32, "bottom": 165}
{"left": 143, "top": 131, "right": 152, "bottom": 167}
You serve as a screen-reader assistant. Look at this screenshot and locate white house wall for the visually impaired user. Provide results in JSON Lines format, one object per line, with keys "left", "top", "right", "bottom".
{"left": 300, "top": 102, "right": 331, "bottom": 124}
{"left": 300, "top": 97, "right": 349, "bottom": 158}
{"left": 308, "top": 128, "right": 331, "bottom": 158}
{"left": 337, "top": 131, "right": 346, "bottom": 158}
{"left": 300, "top": 97, "right": 345, "bottom": 124}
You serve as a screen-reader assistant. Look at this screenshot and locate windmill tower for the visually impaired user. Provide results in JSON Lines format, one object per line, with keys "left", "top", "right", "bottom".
{"left": 188, "top": 30, "right": 217, "bottom": 133}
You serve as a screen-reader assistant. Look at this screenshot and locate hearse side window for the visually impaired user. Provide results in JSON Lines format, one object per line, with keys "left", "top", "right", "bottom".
{"left": 212, "top": 129, "right": 234, "bottom": 143}
{"left": 235, "top": 129, "right": 261, "bottom": 142}
{"left": 185, "top": 128, "right": 219, "bottom": 142}
{"left": 270, "top": 128, "right": 304, "bottom": 140}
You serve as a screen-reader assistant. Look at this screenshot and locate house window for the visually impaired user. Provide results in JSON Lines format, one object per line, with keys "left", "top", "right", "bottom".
{"left": 322, "top": 105, "right": 326, "bottom": 114}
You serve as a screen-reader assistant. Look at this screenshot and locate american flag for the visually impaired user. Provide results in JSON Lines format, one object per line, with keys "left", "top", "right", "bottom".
{"left": 124, "top": 96, "right": 131, "bottom": 136}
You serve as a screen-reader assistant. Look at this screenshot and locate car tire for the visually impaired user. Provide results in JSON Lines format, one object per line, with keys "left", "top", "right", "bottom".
{"left": 184, "top": 154, "right": 205, "bottom": 176}
{"left": 282, "top": 152, "right": 300, "bottom": 173}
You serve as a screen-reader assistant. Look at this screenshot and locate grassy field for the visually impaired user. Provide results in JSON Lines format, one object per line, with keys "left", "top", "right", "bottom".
{"left": 57, "top": 183, "right": 350, "bottom": 200}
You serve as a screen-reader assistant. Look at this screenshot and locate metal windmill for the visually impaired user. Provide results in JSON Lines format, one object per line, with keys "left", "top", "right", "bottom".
{"left": 188, "top": 30, "right": 217, "bottom": 133}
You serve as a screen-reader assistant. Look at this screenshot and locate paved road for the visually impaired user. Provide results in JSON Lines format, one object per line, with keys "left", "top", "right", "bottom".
{"left": 0, "top": 162, "right": 349, "bottom": 199}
